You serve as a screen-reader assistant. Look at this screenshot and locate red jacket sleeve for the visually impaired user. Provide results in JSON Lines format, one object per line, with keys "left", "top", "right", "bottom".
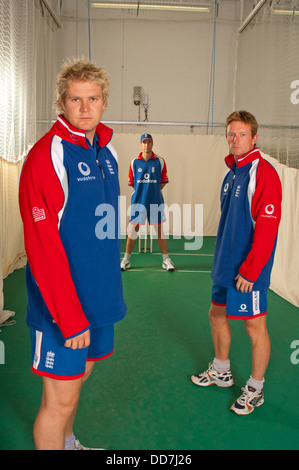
{"left": 239, "top": 159, "right": 282, "bottom": 282}
{"left": 160, "top": 157, "right": 169, "bottom": 184}
{"left": 19, "top": 137, "right": 90, "bottom": 339}
{"left": 128, "top": 159, "right": 134, "bottom": 186}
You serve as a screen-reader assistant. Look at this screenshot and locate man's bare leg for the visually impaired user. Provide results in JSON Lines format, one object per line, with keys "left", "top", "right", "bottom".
{"left": 33, "top": 360, "right": 94, "bottom": 451}
{"left": 64, "top": 361, "right": 95, "bottom": 444}
{"left": 209, "top": 303, "right": 231, "bottom": 361}
{"left": 244, "top": 315, "right": 270, "bottom": 382}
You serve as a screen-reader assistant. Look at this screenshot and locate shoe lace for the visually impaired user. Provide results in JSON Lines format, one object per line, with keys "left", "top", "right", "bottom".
{"left": 165, "top": 257, "right": 173, "bottom": 266}
{"left": 239, "top": 386, "right": 258, "bottom": 404}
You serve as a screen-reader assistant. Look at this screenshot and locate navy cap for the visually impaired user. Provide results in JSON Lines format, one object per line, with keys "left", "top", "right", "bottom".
{"left": 140, "top": 133, "right": 153, "bottom": 143}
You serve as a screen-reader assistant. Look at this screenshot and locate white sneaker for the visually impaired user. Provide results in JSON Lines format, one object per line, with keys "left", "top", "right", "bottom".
{"left": 162, "top": 257, "right": 174, "bottom": 271}
{"left": 191, "top": 362, "right": 234, "bottom": 388}
{"left": 74, "top": 438, "right": 104, "bottom": 450}
{"left": 230, "top": 385, "right": 264, "bottom": 415}
{"left": 121, "top": 257, "right": 130, "bottom": 271}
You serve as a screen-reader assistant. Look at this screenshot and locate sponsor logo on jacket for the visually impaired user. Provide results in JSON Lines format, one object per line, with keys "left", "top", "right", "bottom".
{"left": 32, "top": 207, "right": 46, "bottom": 222}
{"left": 261, "top": 204, "right": 277, "bottom": 219}
{"left": 77, "top": 162, "right": 96, "bottom": 182}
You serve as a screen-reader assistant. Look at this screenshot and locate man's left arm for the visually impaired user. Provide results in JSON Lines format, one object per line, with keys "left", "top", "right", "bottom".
{"left": 237, "top": 161, "right": 282, "bottom": 289}
{"left": 159, "top": 157, "right": 169, "bottom": 188}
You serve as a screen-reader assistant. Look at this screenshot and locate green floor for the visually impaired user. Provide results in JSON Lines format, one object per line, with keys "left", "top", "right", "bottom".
{"left": 1, "top": 237, "right": 299, "bottom": 450}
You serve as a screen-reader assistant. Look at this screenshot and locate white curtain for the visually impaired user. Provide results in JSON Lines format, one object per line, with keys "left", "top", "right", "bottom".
{"left": 0, "top": 0, "right": 57, "bottom": 320}
{"left": 234, "top": 2, "right": 299, "bottom": 169}
{"left": 0, "top": 0, "right": 37, "bottom": 163}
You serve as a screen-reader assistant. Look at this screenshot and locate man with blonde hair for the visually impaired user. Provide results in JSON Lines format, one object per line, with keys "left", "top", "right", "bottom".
{"left": 19, "top": 58, "right": 126, "bottom": 449}
{"left": 191, "top": 110, "right": 282, "bottom": 415}
{"left": 55, "top": 58, "right": 110, "bottom": 113}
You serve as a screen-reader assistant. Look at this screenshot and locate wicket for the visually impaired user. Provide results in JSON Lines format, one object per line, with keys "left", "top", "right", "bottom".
{"left": 138, "top": 220, "right": 153, "bottom": 253}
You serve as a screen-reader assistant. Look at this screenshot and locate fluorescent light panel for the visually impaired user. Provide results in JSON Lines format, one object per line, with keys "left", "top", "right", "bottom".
{"left": 272, "top": 8, "right": 299, "bottom": 15}
{"left": 91, "top": 2, "right": 210, "bottom": 13}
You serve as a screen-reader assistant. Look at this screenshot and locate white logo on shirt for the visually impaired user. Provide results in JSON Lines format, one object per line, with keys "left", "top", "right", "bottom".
{"left": 235, "top": 185, "right": 241, "bottom": 197}
{"left": 265, "top": 204, "right": 274, "bottom": 215}
{"left": 262, "top": 204, "right": 277, "bottom": 219}
{"left": 239, "top": 304, "right": 248, "bottom": 312}
{"left": 78, "top": 162, "right": 91, "bottom": 176}
{"left": 105, "top": 159, "right": 115, "bottom": 175}
{"left": 77, "top": 161, "right": 96, "bottom": 182}
{"left": 45, "top": 351, "right": 55, "bottom": 369}
{"left": 32, "top": 207, "right": 46, "bottom": 222}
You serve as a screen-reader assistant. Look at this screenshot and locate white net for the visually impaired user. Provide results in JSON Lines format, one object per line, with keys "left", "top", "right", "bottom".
{"left": 234, "top": 0, "right": 299, "bottom": 168}
{"left": 65, "top": 0, "right": 242, "bottom": 135}
{"left": 0, "top": 0, "right": 58, "bottom": 163}
{"left": 77, "top": 0, "right": 299, "bottom": 168}
{"left": 2, "top": 0, "right": 298, "bottom": 168}
{"left": 0, "top": 1, "right": 36, "bottom": 163}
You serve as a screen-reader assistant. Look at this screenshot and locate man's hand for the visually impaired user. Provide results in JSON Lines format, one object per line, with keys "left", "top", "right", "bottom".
{"left": 235, "top": 274, "right": 254, "bottom": 293}
{"left": 64, "top": 329, "right": 90, "bottom": 350}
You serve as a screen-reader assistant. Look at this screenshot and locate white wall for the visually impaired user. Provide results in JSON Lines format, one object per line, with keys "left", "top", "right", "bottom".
{"left": 56, "top": 3, "right": 239, "bottom": 127}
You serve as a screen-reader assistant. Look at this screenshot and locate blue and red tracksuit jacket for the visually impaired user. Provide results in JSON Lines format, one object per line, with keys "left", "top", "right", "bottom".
{"left": 211, "top": 148, "right": 282, "bottom": 290}
{"left": 19, "top": 116, "right": 127, "bottom": 340}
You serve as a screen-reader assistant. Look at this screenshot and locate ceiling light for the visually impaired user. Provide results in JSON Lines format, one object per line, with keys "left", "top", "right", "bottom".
{"left": 90, "top": 2, "right": 210, "bottom": 13}
{"left": 272, "top": 8, "right": 299, "bottom": 15}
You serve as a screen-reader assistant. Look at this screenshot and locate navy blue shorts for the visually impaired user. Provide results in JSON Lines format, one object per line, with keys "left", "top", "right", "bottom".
{"left": 30, "top": 323, "right": 114, "bottom": 380}
{"left": 211, "top": 282, "right": 267, "bottom": 319}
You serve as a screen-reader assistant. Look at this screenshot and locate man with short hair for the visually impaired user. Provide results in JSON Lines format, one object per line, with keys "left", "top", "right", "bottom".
{"left": 121, "top": 134, "right": 174, "bottom": 271}
{"left": 19, "top": 58, "right": 126, "bottom": 449}
{"left": 191, "top": 110, "right": 282, "bottom": 415}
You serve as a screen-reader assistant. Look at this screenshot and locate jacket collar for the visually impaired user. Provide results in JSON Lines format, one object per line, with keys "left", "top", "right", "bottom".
{"left": 50, "top": 115, "right": 113, "bottom": 149}
{"left": 137, "top": 151, "right": 156, "bottom": 160}
{"left": 225, "top": 147, "right": 261, "bottom": 169}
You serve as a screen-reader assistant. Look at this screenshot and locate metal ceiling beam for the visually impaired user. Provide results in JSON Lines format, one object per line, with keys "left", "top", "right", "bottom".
{"left": 40, "top": 0, "right": 62, "bottom": 28}
{"left": 239, "top": 0, "right": 267, "bottom": 33}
